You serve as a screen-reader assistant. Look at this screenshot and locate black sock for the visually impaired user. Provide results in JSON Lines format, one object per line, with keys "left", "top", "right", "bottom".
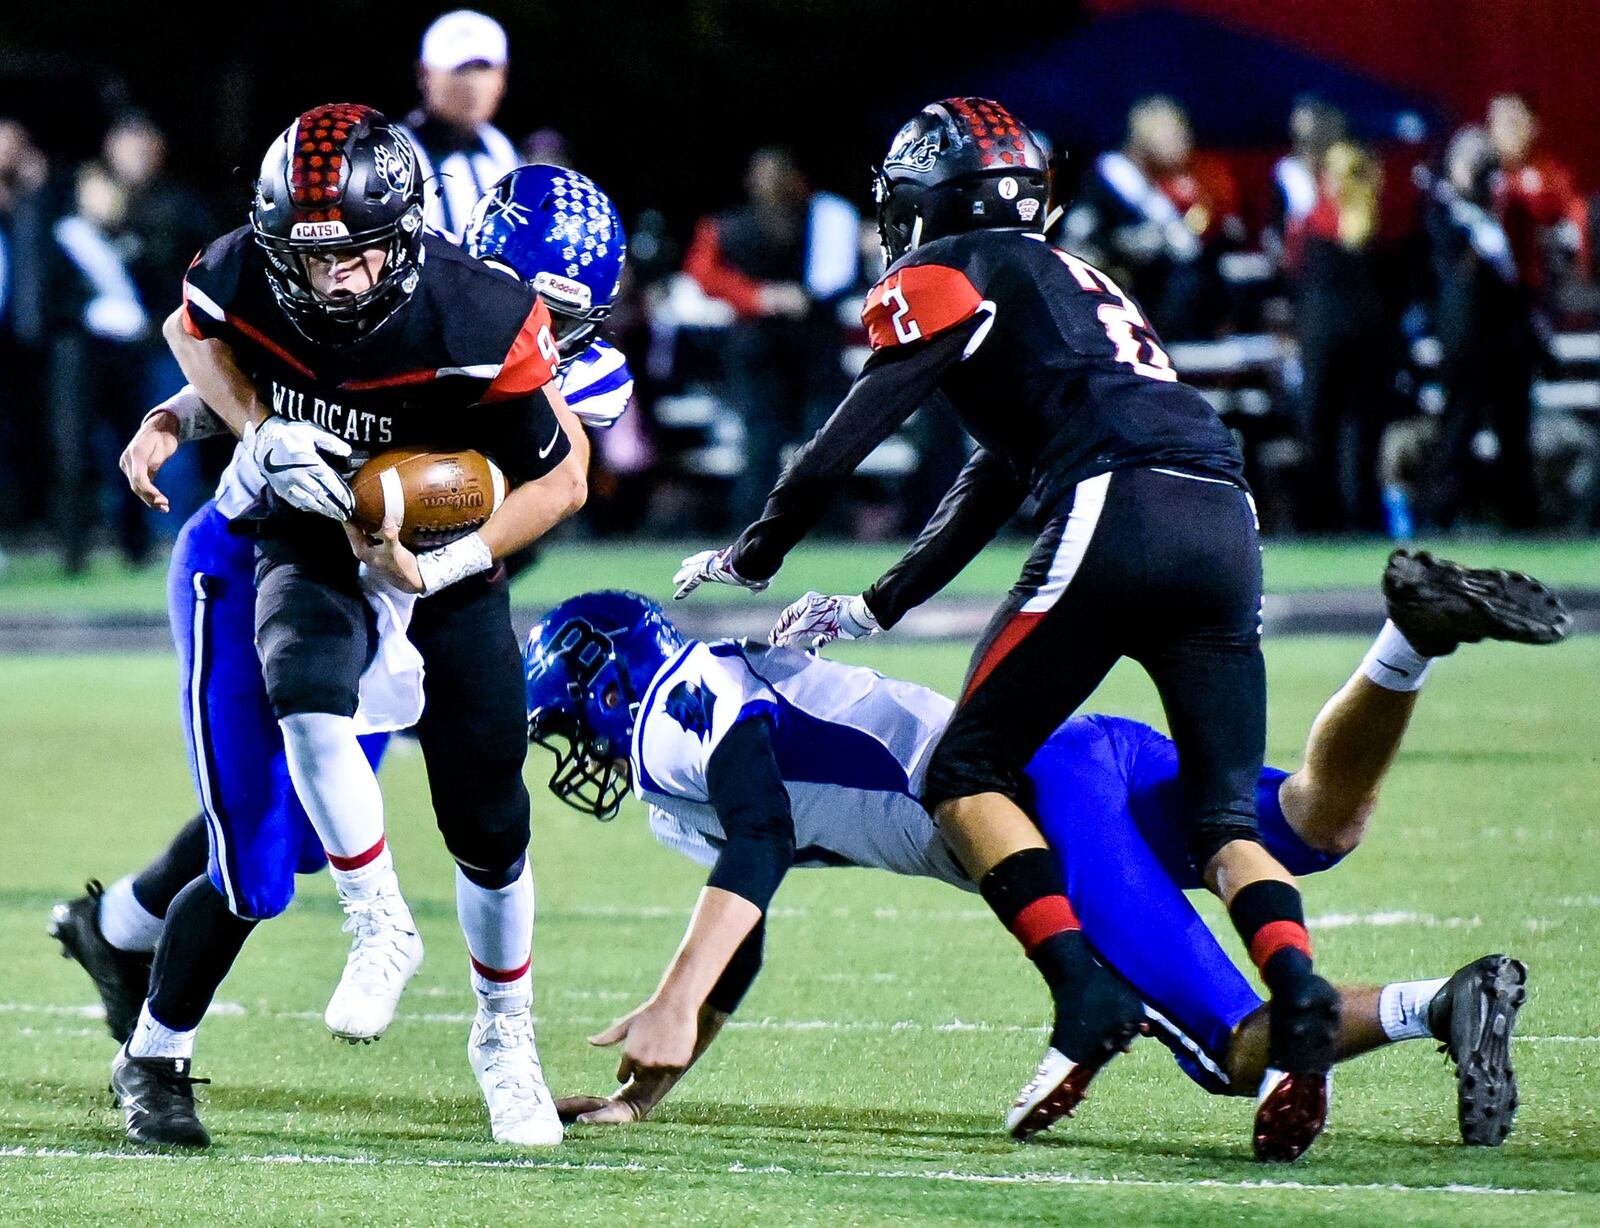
{"left": 977, "top": 848, "right": 1080, "bottom": 959}
{"left": 132, "top": 815, "right": 211, "bottom": 920}
{"left": 147, "top": 876, "right": 256, "bottom": 1031}
{"left": 1228, "top": 879, "right": 1315, "bottom": 993}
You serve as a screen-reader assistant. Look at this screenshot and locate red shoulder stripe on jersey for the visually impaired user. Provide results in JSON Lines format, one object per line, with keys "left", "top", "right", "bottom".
{"left": 339, "top": 369, "right": 445, "bottom": 392}
{"left": 224, "top": 312, "right": 317, "bottom": 380}
{"left": 482, "top": 298, "right": 560, "bottom": 403}
{"left": 863, "top": 263, "right": 984, "bottom": 351}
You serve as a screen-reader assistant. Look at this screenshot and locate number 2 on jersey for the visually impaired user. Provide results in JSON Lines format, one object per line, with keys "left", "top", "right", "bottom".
{"left": 1054, "top": 250, "right": 1177, "bottom": 383}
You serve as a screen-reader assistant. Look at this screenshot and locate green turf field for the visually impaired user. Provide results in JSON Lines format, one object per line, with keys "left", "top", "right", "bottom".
{"left": 2, "top": 535, "right": 1597, "bottom": 615}
{"left": 1, "top": 633, "right": 1597, "bottom": 1226}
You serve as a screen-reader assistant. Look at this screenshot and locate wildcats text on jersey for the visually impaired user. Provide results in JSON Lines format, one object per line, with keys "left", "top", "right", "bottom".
{"left": 269, "top": 380, "right": 395, "bottom": 446}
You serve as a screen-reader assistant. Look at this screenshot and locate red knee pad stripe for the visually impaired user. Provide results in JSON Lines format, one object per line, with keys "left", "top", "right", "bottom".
{"left": 1249, "top": 920, "right": 1313, "bottom": 969}
{"left": 470, "top": 955, "right": 532, "bottom": 983}
{"left": 1013, "top": 895, "right": 1080, "bottom": 952}
{"left": 326, "top": 835, "right": 386, "bottom": 872}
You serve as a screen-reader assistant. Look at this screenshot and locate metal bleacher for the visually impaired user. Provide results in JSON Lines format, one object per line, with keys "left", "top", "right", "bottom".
{"left": 646, "top": 272, "right": 1600, "bottom": 515}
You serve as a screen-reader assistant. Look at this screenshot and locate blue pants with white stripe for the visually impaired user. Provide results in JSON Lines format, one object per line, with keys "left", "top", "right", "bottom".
{"left": 167, "top": 500, "right": 387, "bottom": 920}
{"left": 1028, "top": 714, "right": 1347, "bottom": 1094}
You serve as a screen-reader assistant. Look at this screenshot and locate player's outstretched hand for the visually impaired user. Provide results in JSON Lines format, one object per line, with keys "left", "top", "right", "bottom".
{"left": 344, "top": 519, "right": 423, "bottom": 594}
{"left": 770, "top": 591, "right": 882, "bottom": 650}
{"left": 556, "top": 1069, "right": 679, "bottom": 1126}
{"left": 246, "top": 415, "right": 354, "bottom": 521}
{"left": 589, "top": 999, "right": 700, "bottom": 1080}
{"left": 673, "top": 546, "right": 770, "bottom": 600}
{"left": 119, "top": 411, "right": 182, "bottom": 512}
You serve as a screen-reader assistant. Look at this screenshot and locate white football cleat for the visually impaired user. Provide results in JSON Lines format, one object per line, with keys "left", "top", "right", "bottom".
{"left": 324, "top": 885, "right": 423, "bottom": 1043}
{"left": 1006, "top": 1046, "right": 1099, "bottom": 1139}
{"left": 468, "top": 1007, "right": 564, "bottom": 1146}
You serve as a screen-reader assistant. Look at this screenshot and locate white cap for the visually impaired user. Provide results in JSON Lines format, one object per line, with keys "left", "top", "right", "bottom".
{"left": 420, "top": 10, "right": 508, "bottom": 71}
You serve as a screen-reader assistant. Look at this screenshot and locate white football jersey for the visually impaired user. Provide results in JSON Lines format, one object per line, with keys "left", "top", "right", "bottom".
{"left": 631, "top": 640, "right": 971, "bottom": 889}
{"left": 560, "top": 339, "right": 634, "bottom": 429}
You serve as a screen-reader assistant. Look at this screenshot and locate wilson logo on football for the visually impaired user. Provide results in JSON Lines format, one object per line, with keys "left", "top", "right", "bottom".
{"left": 290, "top": 220, "right": 351, "bottom": 241}
{"left": 420, "top": 490, "right": 486, "bottom": 511}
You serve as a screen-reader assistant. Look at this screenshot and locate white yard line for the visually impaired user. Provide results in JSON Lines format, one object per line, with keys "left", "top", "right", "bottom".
{"left": 0, "top": 1146, "right": 1576, "bottom": 1198}
{"left": 3, "top": 1000, "right": 1596, "bottom": 1042}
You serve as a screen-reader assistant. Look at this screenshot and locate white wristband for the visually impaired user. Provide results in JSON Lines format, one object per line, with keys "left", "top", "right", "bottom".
{"left": 144, "top": 384, "right": 226, "bottom": 443}
{"left": 416, "top": 533, "right": 494, "bottom": 595}
{"left": 842, "top": 594, "right": 881, "bottom": 638}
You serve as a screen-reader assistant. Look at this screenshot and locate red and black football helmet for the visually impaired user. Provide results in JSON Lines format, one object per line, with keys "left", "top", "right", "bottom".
{"left": 873, "top": 98, "right": 1051, "bottom": 264}
{"left": 252, "top": 103, "right": 426, "bottom": 345}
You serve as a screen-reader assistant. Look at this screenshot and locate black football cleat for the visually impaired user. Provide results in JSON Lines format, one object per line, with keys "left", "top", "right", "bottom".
{"left": 1383, "top": 549, "right": 1571, "bottom": 658}
{"left": 49, "top": 881, "right": 153, "bottom": 1044}
{"left": 1007, "top": 975, "right": 1146, "bottom": 1140}
{"left": 1429, "top": 954, "right": 1528, "bottom": 1146}
{"left": 110, "top": 1046, "right": 211, "bottom": 1149}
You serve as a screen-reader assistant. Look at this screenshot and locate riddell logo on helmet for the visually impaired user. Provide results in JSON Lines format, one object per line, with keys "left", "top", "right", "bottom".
{"left": 533, "top": 271, "right": 592, "bottom": 312}
{"left": 291, "top": 220, "right": 351, "bottom": 241}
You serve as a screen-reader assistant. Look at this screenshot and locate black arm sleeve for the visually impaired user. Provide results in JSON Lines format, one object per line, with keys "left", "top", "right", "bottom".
{"left": 474, "top": 385, "right": 571, "bottom": 486}
{"left": 730, "top": 318, "right": 980, "bottom": 581}
{"left": 705, "top": 919, "right": 765, "bottom": 1015}
{"left": 703, "top": 715, "right": 796, "bottom": 914}
{"left": 862, "top": 445, "right": 1028, "bottom": 629}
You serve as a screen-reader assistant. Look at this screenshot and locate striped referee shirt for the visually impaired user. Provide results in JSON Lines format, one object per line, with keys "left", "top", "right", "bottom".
{"left": 400, "top": 110, "right": 520, "bottom": 243}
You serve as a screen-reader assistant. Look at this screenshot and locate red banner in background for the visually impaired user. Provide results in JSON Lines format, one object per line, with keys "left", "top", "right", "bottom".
{"left": 1089, "top": 0, "right": 1600, "bottom": 188}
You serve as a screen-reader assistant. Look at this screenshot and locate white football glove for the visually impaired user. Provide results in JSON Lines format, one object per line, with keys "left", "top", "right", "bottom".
{"left": 245, "top": 415, "right": 354, "bottom": 521}
{"left": 672, "top": 546, "right": 770, "bottom": 600}
{"left": 769, "top": 591, "right": 882, "bottom": 650}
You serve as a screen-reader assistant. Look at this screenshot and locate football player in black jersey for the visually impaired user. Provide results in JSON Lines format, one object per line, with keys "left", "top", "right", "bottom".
{"left": 675, "top": 98, "right": 1337, "bottom": 1147}
{"left": 109, "top": 104, "right": 585, "bottom": 1150}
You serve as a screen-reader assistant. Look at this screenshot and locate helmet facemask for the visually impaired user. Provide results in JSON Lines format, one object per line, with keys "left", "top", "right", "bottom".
{"left": 256, "top": 205, "right": 424, "bottom": 346}
{"left": 528, "top": 706, "right": 632, "bottom": 821}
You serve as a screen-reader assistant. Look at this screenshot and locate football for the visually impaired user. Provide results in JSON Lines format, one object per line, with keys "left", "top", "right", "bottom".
{"left": 349, "top": 448, "right": 506, "bottom": 550}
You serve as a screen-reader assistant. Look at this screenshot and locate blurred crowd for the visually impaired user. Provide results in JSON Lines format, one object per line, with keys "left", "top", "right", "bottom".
{"left": 2, "top": 15, "right": 1596, "bottom": 573}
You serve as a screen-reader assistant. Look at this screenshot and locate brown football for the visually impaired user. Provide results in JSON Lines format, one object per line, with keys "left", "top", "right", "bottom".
{"left": 350, "top": 448, "right": 506, "bottom": 550}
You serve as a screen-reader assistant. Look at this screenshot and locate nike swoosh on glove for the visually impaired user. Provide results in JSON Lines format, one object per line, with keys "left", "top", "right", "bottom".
{"left": 673, "top": 547, "right": 770, "bottom": 600}
{"left": 246, "top": 415, "right": 355, "bottom": 520}
{"left": 768, "top": 591, "right": 881, "bottom": 649}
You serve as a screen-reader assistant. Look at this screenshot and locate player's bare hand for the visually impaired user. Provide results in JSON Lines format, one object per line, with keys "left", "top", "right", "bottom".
{"left": 344, "top": 518, "right": 424, "bottom": 594}
{"left": 556, "top": 1069, "right": 677, "bottom": 1126}
{"left": 589, "top": 999, "right": 699, "bottom": 1080}
{"left": 119, "top": 411, "right": 181, "bottom": 512}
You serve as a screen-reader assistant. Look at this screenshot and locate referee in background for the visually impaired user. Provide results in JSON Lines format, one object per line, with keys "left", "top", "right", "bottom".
{"left": 402, "top": 10, "right": 520, "bottom": 241}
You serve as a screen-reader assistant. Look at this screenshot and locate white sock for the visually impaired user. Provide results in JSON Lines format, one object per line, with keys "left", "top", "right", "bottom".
{"left": 457, "top": 861, "right": 534, "bottom": 1013}
{"left": 280, "top": 712, "right": 387, "bottom": 863}
{"left": 98, "top": 875, "right": 164, "bottom": 953}
{"left": 1378, "top": 977, "right": 1448, "bottom": 1041}
{"left": 1360, "top": 621, "right": 1436, "bottom": 693}
{"left": 126, "top": 1001, "right": 196, "bottom": 1060}
{"left": 327, "top": 842, "right": 399, "bottom": 903}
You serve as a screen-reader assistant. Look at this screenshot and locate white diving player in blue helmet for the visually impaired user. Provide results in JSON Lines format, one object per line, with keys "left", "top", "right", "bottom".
{"left": 519, "top": 580, "right": 1563, "bottom": 1159}
{"left": 64, "top": 163, "right": 637, "bottom": 1149}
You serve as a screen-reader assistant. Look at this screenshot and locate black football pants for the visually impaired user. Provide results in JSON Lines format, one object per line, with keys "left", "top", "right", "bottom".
{"left": 921, "top": 466, "right": 1267, "bottom": 873}
{"left": 254, "top": 534, "right": 532, "bottom": 877}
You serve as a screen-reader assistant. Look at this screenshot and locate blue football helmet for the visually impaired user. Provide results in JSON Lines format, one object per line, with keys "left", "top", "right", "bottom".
{"left": 465, "top": 164, "right": 627, "bottom": 359}
{"left": 524, "top": 591, "right": 684, "bottom": 820}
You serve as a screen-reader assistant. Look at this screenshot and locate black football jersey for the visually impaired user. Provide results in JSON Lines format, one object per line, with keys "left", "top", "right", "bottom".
{"left": 181, "top": 226, "right": 567, "bottom": 492}
{"left": 730, "top": 228, "right": 1245, "bottom": 620}
{"left": 864, "top": 230, "right": 1241, "bottom": 502}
